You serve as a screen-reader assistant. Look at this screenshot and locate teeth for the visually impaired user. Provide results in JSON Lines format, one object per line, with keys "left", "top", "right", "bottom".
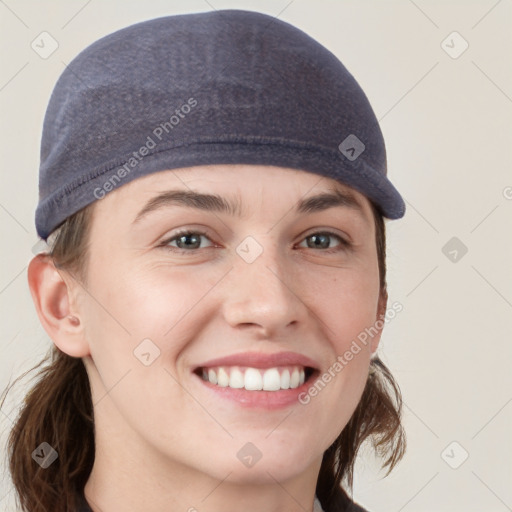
{"left": 262, "top": 368, "right": 280, "bottom": 391}
{"left": 290, "top": 368, "right": 300, "bottom": 388}
{"left": 217, "top": 367, "right": 229, "bottom": 387}
{"left": 245, "top": 368, "right": 263, "bottom": 390}
{"left": 229, "top": 367, "right": 245, "bottom": 388}
{"left": 201, "top": 365, "right": 309, "bottom": 391}
{"left": 208, "top": 368, "right": 217, "bottom": 385}
{"left": 281, "top": 369, "right": 290, "bottom": 389}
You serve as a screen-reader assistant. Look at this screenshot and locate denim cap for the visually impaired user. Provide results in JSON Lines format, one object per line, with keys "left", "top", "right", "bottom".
{"left": 35, "top": 9, "right": 405, "bottom": 240}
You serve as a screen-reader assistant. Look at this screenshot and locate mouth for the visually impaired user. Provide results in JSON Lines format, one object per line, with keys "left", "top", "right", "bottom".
{"left": 193, "top": 365, "right": 318, "bottom": 392}
{"left": 191, "top": 351, "right": 321, "bottom": 409}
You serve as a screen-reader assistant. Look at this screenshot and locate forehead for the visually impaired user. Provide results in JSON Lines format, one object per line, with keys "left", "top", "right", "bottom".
{"left": 91, "top": 164, "right": 375, "bottom": 226}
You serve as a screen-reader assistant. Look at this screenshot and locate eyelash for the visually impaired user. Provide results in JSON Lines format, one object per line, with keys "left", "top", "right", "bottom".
{"left": 158, "top": 229, "right": 352, "bottom": 254}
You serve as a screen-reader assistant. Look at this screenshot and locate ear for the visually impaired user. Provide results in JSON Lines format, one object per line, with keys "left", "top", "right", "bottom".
{"left": 27, "top": 254, "right": 90, "bottom": 358}
{"left": 370, "top": 288, "right": 388, "bottom": 355}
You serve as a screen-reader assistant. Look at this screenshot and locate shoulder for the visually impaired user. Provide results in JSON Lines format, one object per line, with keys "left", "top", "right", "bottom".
{"left": 346, "top": 500, "right": 370, "bottom": 512}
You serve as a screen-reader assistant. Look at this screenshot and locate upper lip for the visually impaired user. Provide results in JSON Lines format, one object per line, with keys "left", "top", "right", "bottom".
{"left": 194, "top": 351, "right": 320, "bottom": 371}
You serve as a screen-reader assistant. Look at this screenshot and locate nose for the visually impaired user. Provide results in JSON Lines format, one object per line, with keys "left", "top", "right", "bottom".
{"left": 221, "top": 240, "right": 306, "bottom": 337}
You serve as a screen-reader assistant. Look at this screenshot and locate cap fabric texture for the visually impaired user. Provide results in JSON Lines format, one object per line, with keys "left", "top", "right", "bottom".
{"left": 36, "top": 9, "right": 405, "bottom": 240}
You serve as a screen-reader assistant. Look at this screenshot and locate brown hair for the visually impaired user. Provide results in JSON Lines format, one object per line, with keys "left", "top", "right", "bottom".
{"left": 1, "top": 201, "right": 405, "bottom": 512}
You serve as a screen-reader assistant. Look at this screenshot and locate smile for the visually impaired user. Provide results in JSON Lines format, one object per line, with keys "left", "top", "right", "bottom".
{"left": 195, "top": 365, "right": 315, "bottom": 391}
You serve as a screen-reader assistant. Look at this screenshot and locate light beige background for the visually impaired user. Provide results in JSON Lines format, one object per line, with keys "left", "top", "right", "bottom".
{"left": 1, "top": 1, "right": 511, "bottom": 511}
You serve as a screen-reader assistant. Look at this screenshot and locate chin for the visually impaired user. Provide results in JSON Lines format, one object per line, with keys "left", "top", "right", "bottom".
{"left": 225, "top": 461, "right": 310, "bottom": 485}
{"left": 214, "top": 442, "right": 317, "bottom": 484}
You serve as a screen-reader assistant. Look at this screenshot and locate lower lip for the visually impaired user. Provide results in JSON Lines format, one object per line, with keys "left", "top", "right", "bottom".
{"left": 193, "top": 371, "right": 319, "bottom": 410}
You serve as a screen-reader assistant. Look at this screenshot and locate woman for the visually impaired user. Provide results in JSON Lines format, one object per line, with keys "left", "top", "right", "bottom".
{"left": 2, "top": 9, "right": 406, "bottom": 512}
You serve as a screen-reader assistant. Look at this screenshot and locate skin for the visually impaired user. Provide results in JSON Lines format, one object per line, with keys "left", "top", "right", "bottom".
{"left": 28, "top": 164, "right": 386, "bottom": 512}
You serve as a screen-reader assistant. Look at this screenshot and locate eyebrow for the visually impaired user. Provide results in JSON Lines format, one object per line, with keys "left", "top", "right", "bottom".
{"left": 132, "top": 187, "right": 367, "bottom": 225}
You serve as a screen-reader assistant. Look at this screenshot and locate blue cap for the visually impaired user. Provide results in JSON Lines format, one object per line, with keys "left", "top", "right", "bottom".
{"left": 36, "top": 9, "right": 405, "bottom": 240}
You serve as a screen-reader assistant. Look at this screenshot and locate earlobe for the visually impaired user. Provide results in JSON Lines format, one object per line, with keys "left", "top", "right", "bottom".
{"left": 27, "top": 254, "right": 90, "bottom": 358}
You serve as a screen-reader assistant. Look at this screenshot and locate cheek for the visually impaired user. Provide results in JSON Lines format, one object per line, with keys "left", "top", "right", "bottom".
{"left": 307, "top": 261, "right": 379, "bottom": 410}
{"left": 80, "top": 265, "right": 199, "bottom": 432}
{"left": 82, "top": 259, "right": 221, "bottom": 373}
{"left": 316, "top": 263, "right": 380, "bottom": 349}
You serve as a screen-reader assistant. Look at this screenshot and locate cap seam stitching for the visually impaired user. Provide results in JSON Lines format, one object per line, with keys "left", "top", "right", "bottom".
{"left": 39, "top": 136, "right": 374, "bottom": 206}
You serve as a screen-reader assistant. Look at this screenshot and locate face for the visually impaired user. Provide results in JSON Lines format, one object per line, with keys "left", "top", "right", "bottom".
{"left": 77, "top": 164, "right": 384, "bottom": 484}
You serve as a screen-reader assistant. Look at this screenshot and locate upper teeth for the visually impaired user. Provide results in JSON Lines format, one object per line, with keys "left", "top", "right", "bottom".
{"left": 201, "top": 366, "right": 306, "bottom": 391}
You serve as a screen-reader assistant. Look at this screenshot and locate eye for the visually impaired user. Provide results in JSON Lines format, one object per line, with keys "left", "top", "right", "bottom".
{"left": 298, "top": 231, "right": 351, "bottom": 253}
{"left": 160, "top": 229, "right": 214, "bottom": 252}
{"left": 159, "top": 229, "right": 351, "bottom": 254}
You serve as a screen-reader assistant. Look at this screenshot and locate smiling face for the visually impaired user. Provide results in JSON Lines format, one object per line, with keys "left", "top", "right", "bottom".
{"left": 75, "top": 164, "right": 385, "bottom": 487}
